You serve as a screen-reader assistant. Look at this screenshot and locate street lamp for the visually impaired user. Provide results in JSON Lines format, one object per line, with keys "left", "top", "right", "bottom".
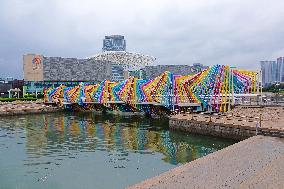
{"left": 275, "top": 83, "right": 280, "bottom": 104}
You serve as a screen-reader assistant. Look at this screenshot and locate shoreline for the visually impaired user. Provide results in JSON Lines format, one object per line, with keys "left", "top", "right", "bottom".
{"left": 0, "top": 101, "right": 63, "bottom": 117}
{"left": 0, "top": 102, "right": 161, "bottom": 118}
{"left": 126, "top": 107, "right": 284, "bottom": 188}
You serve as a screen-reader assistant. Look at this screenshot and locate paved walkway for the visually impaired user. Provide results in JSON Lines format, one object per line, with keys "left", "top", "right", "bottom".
{"left": 173, "top": 106, "right": 284, "bottom": 130}
{"left": 126, "top": 136, "right": 284, "bottom": 189}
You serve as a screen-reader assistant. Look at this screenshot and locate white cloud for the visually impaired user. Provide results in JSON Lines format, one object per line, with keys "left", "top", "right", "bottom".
{"left": 0, "top": 0, "right": 284, "bottom": 78}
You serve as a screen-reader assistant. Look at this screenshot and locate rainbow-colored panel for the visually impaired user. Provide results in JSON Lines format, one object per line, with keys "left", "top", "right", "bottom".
{"left": 45, "top": 65, "right": 258, "bottom": 113}
{"left": 44, "top": 85, "right": 66, "bottom": 104}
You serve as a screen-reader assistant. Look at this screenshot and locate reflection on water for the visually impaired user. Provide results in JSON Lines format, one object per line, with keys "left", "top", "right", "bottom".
{"left": 0, "top": 112, "right": 235, "bottom": 189}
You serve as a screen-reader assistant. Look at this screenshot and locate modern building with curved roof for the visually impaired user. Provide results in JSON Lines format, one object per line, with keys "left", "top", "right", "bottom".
{"left": 22, "top": 35, "right": 204, "bottom": 94}
{"left": 91, "top": 51, "right": 156, "bottom": 71}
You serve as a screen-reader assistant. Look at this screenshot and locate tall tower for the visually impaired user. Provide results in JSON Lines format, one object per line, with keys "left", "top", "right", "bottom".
{"left": 260, "top": 60, "right": 277, "bottom": 86}
{"left": 102, "top": 35, "right": 127, "bottom": 81}
{"left": 102, "top": 35, "right": 126, "bottom": 52}
{"left": 277, "top": 57, "right": 284, "bottom": 82}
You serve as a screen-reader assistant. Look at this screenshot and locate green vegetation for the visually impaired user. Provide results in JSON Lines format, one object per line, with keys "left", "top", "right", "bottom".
{"left": 24, "top": 93, "right": 44, "bottom": 98}
{"left": 263, "top": 83, "right": 284, "bottom": 93}
{"left": 0, "top": 98, "right": 37, "bottom": 102}
{"left": 0, "top": 93, "right": 44, "bottom": 102}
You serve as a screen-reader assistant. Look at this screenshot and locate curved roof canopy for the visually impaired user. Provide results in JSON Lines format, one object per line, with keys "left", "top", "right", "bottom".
{"left": 90, "top": 51, "right": 156, "bottom": 70}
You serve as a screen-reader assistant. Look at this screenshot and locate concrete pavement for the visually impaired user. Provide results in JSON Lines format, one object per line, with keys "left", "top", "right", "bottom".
{"left": 126, "top": 136, "right": 284, "bottom": 189}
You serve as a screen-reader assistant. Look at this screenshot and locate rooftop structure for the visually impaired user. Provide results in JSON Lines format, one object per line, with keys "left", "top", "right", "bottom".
{"left": 102, "top": 35, "right": 126, "bottom": 52}
{"left": 91, "top": 51, "right": 156, "bottom": 71}
{"left": 97, "top": 35, "right": 156, "bottom": 80}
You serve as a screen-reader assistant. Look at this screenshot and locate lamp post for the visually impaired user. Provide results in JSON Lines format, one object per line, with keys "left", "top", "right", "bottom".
{"left": 258, "top": 69, "right": 263, "bottom": 104}
{"left": 228, "top": 69, "right": 231, "bottom": 111}
{"left": 275, "top": 83, "right": 280, "bottom": 104}
{"left": 8, "top": 89, "right": 11, "bottom": 98}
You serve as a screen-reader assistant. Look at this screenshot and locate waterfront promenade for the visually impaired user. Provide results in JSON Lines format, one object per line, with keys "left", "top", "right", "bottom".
{"left": 170, "top": 106, "right": 284, "bottom": 139}
{"left": 0, "top": 101, "right": 61, "bottom": 116}
{"left": 127, "top": 135, "right": 284, "bottom": 189}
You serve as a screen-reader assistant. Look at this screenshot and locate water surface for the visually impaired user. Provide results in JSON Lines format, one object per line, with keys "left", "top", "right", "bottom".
{"left": 0, "top": 112, "right": 236, "bottom": 189}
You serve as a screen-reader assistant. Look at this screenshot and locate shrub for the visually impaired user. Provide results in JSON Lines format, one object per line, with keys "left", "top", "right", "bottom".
{"left": 23, "top": 93, "right": 44, "bottom": 99}
{"left": 24, "top": 94, "right": 36, "bottom": 98}
{"left": 0, "top": 98, "right": 37, "bottom": 102}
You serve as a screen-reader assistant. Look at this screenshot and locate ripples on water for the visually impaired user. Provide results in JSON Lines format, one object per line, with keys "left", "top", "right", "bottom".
{"left": 0, "top": 112, "right": 236, "bottom": 189}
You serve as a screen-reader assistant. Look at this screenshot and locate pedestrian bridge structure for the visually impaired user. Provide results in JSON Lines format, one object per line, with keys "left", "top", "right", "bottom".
{"left": 44, "top": 65, "right": 260, "bottom": 114}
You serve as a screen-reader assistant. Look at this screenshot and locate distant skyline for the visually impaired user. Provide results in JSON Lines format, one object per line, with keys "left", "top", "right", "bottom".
{"left": 0, "top": 0, "right": 284, "bottom": 79}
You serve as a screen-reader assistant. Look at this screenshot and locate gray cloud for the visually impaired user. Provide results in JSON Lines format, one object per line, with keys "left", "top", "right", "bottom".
{"left": 0, "top": 0, "right": 284, "bottom": 78}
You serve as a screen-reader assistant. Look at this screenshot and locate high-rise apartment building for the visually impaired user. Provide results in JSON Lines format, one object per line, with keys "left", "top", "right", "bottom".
{"left": 260, "top": 57, "right": 284, "bottom": 86}
{"left": 277, "top": 57, "right": 284, "bottom": 82}
{"left": 260, "top": 61, "right": 277, "bottom": 86}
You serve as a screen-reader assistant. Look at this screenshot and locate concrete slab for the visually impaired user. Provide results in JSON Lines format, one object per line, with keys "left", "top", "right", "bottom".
{"left": 126, "top": 136, "right": 284, "bottom": 189}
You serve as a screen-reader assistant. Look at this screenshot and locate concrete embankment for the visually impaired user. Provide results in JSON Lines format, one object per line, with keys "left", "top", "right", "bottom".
{"left": 126, "top": 135, "right": 284, "bottom": 189}
{"left": 169, "top": 107, "right": 284, "bottom": 140}
{"left": 0, "top": 101, "right": 62, "bottom": 116}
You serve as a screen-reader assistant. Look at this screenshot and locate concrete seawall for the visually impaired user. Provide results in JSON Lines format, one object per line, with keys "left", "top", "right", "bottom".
{"left": 169, "top": 106, "right": 284, "bottom": 140}
{"left": 169, "top": 117, "right": 284, "bottom": 140}
{"left": 0, "top": 101, "right": 62, "bottom": 116}
{"left": 126, "top": 136, "right": 284, "bottom": 189}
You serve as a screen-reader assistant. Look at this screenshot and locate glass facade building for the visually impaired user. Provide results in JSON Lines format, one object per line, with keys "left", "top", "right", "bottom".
{"left": 23, "top": 81, "right": 98, "bottom": 94}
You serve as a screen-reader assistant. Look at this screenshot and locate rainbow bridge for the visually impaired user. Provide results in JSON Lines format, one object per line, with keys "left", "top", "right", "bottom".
{"left": 44, "top": 65, "right": 260, "bottom": 115}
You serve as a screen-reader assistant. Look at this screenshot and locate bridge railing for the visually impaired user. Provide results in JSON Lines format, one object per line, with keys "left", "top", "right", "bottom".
{"left": 120, "top": 95, "right": 199, "bottom": 105}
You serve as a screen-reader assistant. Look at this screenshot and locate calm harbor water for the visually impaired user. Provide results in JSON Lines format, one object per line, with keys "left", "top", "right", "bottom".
{"left": 0, "top": 112, "right": 236, "bottom": 189}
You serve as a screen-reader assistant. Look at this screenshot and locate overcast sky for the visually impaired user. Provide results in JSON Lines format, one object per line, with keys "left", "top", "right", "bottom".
{"left": 0, "top": 0, "right": 284, "bottom": 78}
